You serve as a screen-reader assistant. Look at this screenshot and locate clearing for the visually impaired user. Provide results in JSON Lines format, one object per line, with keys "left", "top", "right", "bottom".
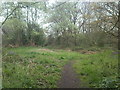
{"left": 2, "top": 47, "right": 118, "bottom": 88}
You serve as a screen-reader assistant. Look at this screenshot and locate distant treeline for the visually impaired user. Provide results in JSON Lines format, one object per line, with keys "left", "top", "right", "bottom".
{"left": 1, "top": 2, "right": 119, "bottom": 49}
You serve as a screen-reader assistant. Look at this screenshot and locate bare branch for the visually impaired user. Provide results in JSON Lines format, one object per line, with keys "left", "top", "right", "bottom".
{"left": 1, "top": 6, "right": 19, "bottom": 26}
{"left": 51, "top": 2, "right": 67, "bottom": 9}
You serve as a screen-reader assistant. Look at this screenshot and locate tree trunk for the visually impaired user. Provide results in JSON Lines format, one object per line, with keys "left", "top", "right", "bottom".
{"left": 118, "top": 1, "right": 120, "bottom": 50}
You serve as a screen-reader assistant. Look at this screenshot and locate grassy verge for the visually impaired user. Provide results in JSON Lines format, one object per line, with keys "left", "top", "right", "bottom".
{"left": 73, "top": 50, "right": 119, "bottom": 88}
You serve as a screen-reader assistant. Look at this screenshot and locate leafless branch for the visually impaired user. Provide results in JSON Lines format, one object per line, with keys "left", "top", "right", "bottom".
{"left": 1, "top": 6, "right": 19, "bottom": 26}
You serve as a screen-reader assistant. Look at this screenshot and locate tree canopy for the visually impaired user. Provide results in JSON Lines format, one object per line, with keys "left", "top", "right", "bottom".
{"left": 0, "top": 1, "right": 119, "bottom": 49}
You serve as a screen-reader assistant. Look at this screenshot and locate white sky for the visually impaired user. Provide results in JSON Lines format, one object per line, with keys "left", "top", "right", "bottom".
{"left": 48, "top": 0, "right": 56, "bottom": 4}
{"left": 0, "top": 0, "right": 119, "bottom": 2}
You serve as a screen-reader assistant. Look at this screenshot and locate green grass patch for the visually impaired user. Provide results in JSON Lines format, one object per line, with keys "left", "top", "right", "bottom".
{"left": 2, "top": 47, "right": 119, "bottom": 88}
{"left": 73, "top": 50, "right": 119, "bottom": 88}
{"left": 2, "top": 47, "right": 83, "bottom": 88}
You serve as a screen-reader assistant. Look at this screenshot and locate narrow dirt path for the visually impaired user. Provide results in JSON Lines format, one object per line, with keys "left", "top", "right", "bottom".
{"left": 57, "top": 61, "right": 80, "bottom": 88}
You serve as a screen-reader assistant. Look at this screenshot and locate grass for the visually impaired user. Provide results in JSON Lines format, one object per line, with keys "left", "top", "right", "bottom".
{"left": 73, "top": 50, "right": 119, "bottom": 88}
{"left": 2, "top": 46, "right": 119, "bottom": 88}
{"left": 2, "top": 46, "right": 82, "bottom": 88}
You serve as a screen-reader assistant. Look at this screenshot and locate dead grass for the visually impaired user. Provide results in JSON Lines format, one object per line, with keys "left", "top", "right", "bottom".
{"left": 32, "top": 48, "right": 55, "bottom": 53}
{"left": 78, "top": 50, "right": 97, "bottom": 54}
